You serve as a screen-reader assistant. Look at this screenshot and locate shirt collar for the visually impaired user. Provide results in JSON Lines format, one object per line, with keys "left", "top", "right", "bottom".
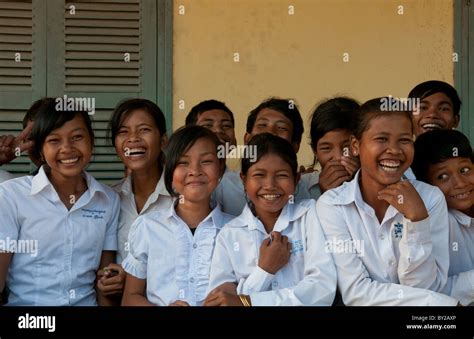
{"left": 166, "top": 199, "right": 225, "bottom": 230}
{"left": 449, "top": 209, "right": 473, "bottom": 228}
{"left": 119, "top": 171, "right": 170, "bottom": 200}
{"left": 30, "top": 165, "right": 110, "bottom": 203}
{"left": 230, "top": 201, "right": 309, "bottom": 234}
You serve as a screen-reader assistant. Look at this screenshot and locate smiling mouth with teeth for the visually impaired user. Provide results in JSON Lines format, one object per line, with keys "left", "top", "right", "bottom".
{"left": 450, "top": 190, "right": 472, "bottom": 200}
{"left": 60, "top": 158, "right": 79, "bottom": 164}
{"left": 260, "top": 194, "right": 282, "bottom": 201}
{"left": 421, "top": 123, "right": 443, "bottom": 130}
{"left": 379, "top": 160, "right": 401, "bottom": 172}
{"left": 125, "top": 148, "right": 146, "bottom": 157}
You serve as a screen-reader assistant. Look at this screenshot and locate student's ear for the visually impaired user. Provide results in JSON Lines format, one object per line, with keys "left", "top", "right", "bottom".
{"left": 243, "top": 132, "right": 251, "bottom": 145}
{"left": 240, "top": 172, "right": 246, "bottom": 185}
{"left": 160, "top": 134, "right": 169, "bottom": 149}
{"left": 350, "top": 135, "right": 360, "bottom": 157}
{"left": 453, "top": 115, "right": 460, "bottom": 129}
{"left": 291, "top": 142, "right": 300, "bottom": 154}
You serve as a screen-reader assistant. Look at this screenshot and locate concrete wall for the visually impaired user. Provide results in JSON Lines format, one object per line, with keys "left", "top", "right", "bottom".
{"left": 173, "top": 0, "right": 454, "bottom": 168}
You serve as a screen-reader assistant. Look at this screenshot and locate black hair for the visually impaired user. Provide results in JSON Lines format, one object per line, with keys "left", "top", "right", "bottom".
{"left": 408, "top": 80, "right": 461, "bottom": 116}
{"left": 30, "top": 99, "right": 94, "bottom": 163}
{"left": 354, "top": 97, "right": 413, "bottom": 140}
{"left": 23, "top": 98, "right": 54, "bottom": 129}
{"left": 185, "top": 99, "right": 235, "bottom": 127}
{"left": 241, "top": 133, "right": 298, "bottom": 181}
{"left": 309, "top": 97, "right": 359, "bottom": 150}
{"left": 164, "top": 125, "right": 224, "bottom": 197}
{"left": 246, "top": 98, "right": 304, "bottom": 145}
{"left": 108, "top": 98, "right": 167, "bottom": 145}
{"left": 411, "top": 129, "right": 473, "bottom": 182}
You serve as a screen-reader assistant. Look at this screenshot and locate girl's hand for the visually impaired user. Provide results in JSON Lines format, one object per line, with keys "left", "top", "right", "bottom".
{"left": 169, "top": 300, "right": 190, "bottom": 306}
{"left": 319, "top": 160, "right": 352, "bottom": 193}
{"left": 0, "top": 124, "right": 34, "bottom": 166}
{"left": 258, "top": 231, "right": 291, "bottom": 274}
{"left": 203, "top": 290, "right": 246, "bottom": 306}
{"left": 97, "top": 263, "right": 126, "bottom": 296}
{"left": 340, "top": 155, "right": 360, "bottom": 177}
{"left": 378, "top": 181, "right": 428, "bottom": 222}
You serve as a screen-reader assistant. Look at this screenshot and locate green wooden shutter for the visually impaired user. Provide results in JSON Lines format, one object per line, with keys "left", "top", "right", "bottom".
{"left": 454, "top": 0, "right": 473, "bottom": 141}
{"left": 0, "top": 0, "right": 46, "bottom": 175}
{"left": 46, "top": 0, "right": 160, "bottom": 184}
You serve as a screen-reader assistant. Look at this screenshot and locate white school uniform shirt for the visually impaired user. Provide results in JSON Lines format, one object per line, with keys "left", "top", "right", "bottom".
{"left": 0, "top": 166, "right": 119, "bottom": 306}
{"left": 112, "top": 173, "right": 173, "bottom": 263}
{"left": 316, "top": 170, "right": 458, "bottom": 306}
{"left": 442, "top": 209, "right": 474, "bottom": 306}
{"left": 213, "top": 169, "right": 314, "bottom": 216}
{"left": 208, "top": 199, "right": 337, "bottom": 306}
{"left": 0, "top": 169, "right": 14, "bottom": 184}
{"left": 122, "top": 202, "right": 234, "bottom": 306}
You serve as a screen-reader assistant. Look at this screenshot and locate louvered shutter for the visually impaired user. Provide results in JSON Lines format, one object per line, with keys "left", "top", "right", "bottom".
{"left": 47, "top": 0, "right": 160, "bottom": 184}
{"left": 0, "top": 0, "right": 46, "bottom": 175}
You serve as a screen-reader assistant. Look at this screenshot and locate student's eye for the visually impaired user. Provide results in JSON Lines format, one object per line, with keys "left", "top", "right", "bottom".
{"left": 319, "top": 147, "right": 331, "bottom": 152}
{"left": 222, "top": 124, "right": 233, "bottom": 129}
{"left": 419, "top": 105, "right": 428, "bottom": 111}
{"left": 72, "top": 134, "right": 84, "bottom": 141}
{"left": 460, "top": 167, "right": 471, "bottom": 174}
{"left": 437, "top": 173, "right": 449, "bottom": 181}
{"left": 202, "top": 159, "right": 214, "bottom": 164}
{"left": 139, "top": 127, "right": 151, "bottom": 132}
{"left": 256, "top": 123, "right": 266, "bottom": 128}
{"left": 252, "top": 173, "right": 264, "bottom": 177}
{"left": 46, "top": 138, "right": 59, "bottom": 143}
{"left": 177, "top": 161, "right": 188, "bottom": 166}
{"left": 278, "top": 126, "right": 288, "bottom": 131}
{"left": 277, "top": 173, "right": 289, "bottom": 178}
{"left": 439, "top": 106, "right": 451, "bottom": 112}
{"left": 202, "top": 124, "right": 213, "bottom": 129}
{"left": 117, "top": 130, "right": 127, "bottom": 135}
{"left": 375, "top": 137, "right": 388, "bottom": 142}
{"left": 399, "top": 138, "right": 412, "bottom": 144}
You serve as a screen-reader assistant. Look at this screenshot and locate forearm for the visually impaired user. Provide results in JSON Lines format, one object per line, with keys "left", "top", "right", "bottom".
{"left": 121, "top": 292, "right": 154, "bottom": 306}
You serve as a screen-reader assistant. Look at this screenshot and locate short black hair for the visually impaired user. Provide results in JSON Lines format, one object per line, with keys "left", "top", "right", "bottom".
{"left": 164, "top": 125, "right": 224, "bottom": 197}
{"left": 108, "top": 98, "right": 167, "bottom": 145}
{"left": 354, "top": 97, "right": 413, "bottom": 140}
{"left": 412, "top": 129, "right": 473, "bottom": 183}
{"left": 30, "top": 99, "right": 94, "bottom": 163}
{"left": 408, "top": 80, "right": 462, "bottom": 116}
{"left": 185, "top": 99, "right": 235, "bottom": 127}
{"left": 310, "top": 97, "right": 359, "bottom": 150}
{"left": 241, "top": 133, "right": 298, "bottom": 181}
{"left": 23, "top": 98, "right": 53, "bottom": 129}
{"left": 246, "top": 98, "right": 304, "bottom": 145}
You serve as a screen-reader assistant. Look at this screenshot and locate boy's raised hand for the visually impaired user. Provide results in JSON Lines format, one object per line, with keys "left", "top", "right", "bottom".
{"left": 378, "top": 180, "right": 428, "bottom": 222}
{"left": 319, "top": 160, "right": 352, "bottom": 193}
{"left": 97, "top": 263, "right": 126, "bottom": 296}
{"left": 340, "top": 155, "right": 360, "bottom": 177}
{"left": 0, "top": 124, "right": 34, "bottom": 166}
{"left": 258, "top": 231, "right": 291, "bottom": 275}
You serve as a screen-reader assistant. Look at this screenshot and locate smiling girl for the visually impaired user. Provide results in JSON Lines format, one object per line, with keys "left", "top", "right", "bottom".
{"left": 205, "top": 133, "right": 336, "bottom": 306}
{"left": 0, "top": 99, "right": 119, "bottom": 306}
{"left": 316, "top": 97, "right": 458, "bottom": 305}
{"left": 121, "top": 125, "right": 234, "bottom": 306}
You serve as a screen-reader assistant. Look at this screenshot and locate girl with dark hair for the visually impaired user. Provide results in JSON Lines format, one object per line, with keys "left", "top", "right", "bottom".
{"left": 0, "top": 100, "right": 120, "bottom": 306}
{"left": 121, "top": 125, "right": 233, "bottom": 306}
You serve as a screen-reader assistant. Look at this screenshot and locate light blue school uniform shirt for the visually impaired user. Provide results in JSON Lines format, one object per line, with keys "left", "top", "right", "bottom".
{"left": 442, "top": 209, "right": 474, "bottom": 306}
{"left": 122, "top": 202, "right": 234, "bottom": 306}
{"left": 112, "top": 173, "right": 173, "bottom": 264}
{"left": 208, "top": 199, "right": 337, "bottom": 306}
{"left": 0, "top": 166, "right": 120, "bottom": 306}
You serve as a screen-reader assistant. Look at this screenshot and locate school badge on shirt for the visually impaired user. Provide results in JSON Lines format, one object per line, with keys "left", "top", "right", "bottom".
{"left": 393, "top": 222, "right": 403, "bottom": 239}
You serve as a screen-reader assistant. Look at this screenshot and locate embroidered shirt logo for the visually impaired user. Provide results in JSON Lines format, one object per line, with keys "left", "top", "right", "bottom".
{"left": 81, "top": 208, "right": 106, "bottom": 220}
{"left": 393, "top": 222, "right": 403, "bottom": 239}
{"left": 290, "top": 239, "right": 304, "bottom": 254}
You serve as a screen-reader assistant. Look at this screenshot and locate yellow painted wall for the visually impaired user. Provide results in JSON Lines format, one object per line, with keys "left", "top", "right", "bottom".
{"left": 173, "top": 0, "right": 454, "bottom": 169}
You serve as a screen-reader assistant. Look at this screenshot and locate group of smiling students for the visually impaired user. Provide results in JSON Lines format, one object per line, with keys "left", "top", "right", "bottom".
{"left": 0, "top": 80, "right": 472, "bottom": 307}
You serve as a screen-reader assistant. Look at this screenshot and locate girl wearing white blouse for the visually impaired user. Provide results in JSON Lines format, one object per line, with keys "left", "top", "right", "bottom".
{"left": 121, "top": 126, "right": 234, "bottom": 306}
{"left": 316, "top": 97, "right": 458, "bottom": 306}
{"left": 205, "top": 133, "right": 336, "bottom": 306}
